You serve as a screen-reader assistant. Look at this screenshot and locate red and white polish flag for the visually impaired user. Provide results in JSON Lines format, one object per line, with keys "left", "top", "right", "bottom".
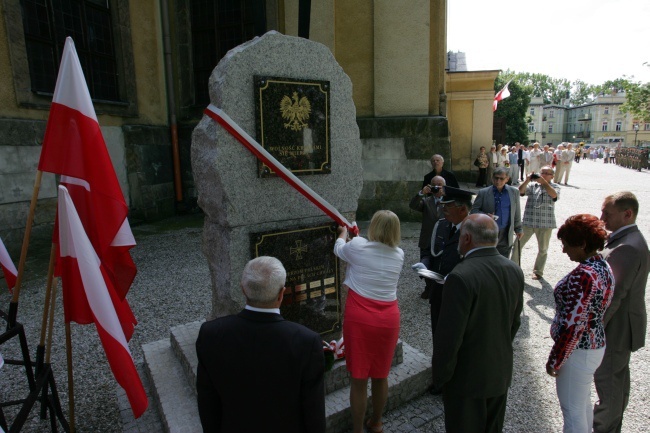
{"left": 0, "top": 236, "right": 17, "bottom": 292}
{"left": 57, "top": 185, "right": 147, "bottom": 418}
{"left": 38, "top": 37, "right": 136, "bottom": 303}
{"left": 493, "top": 80, "right": 512, "bottom": 112}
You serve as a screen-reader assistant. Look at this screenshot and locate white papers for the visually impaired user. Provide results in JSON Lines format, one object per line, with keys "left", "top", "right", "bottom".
{"left": 416, "top": 269, "right": 446, "bottom": 284}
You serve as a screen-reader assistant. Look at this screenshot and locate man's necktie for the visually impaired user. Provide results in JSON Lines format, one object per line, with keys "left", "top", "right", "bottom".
{"left": 449, "top": 225, "right": 457, "bottom": 239}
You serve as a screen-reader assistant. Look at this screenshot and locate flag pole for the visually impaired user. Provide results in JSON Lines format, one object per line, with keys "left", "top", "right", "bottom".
{"left": 37, "top": 243, "right": 58, "bottom": 371}
{"left": 65, "top": 321, "right": 76, "bottom": 433}
{"left": 45, "top": 278, "right": 58, "bottom": 364}
{"left": 8, "top": 170, "right": 43, "bottom": 328}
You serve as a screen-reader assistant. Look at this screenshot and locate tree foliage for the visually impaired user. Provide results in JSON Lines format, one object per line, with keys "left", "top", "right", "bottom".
{"left": 500, "top": 70, "right": 571, "bottom": 104}
{"left": 570, "top": 80, "right": 595, "bottom": 106}
{"left": 620, "top": 81, "right": 650, "bottom": 122}
{"left": 591, "top": 77, "right": 631, "bottom": 96}
{"left": 494, "top": 73, "right": 530, "bottom": 144}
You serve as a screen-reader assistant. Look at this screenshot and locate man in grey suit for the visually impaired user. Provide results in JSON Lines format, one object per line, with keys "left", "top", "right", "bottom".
{"left": 432, "top": 214, "right": 524, "bottom": 432}
{"left": 471, "top": 167, "right": 523, "bottom": 258}
{"left": 594, "top": 191, "right": 649, "bottom": 433}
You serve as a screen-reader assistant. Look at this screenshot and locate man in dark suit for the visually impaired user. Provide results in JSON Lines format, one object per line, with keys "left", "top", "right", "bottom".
{"left": 432, "top": 214, "right": 524, "bottom": 432}
{"left": 594, "top": 192, "right": 649, "bottom": 433}
{"left": 422, "top": 154, "right": 459, "bottom": 188}
{"left": 516, "top": 142, "right": 525, "bottom": 181}
{"left": 196, "top": 256, "right": 326, "bottom": 433}
{"left": 409, "top": 175, "right": 446, "bottom": 298}
{"left": 471, "top": 167, "right": 523, "bottom": 258}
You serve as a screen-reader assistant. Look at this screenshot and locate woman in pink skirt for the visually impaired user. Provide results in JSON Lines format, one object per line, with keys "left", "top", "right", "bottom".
{"left": 334, "top": 210, "right": 404, "bottom": 433}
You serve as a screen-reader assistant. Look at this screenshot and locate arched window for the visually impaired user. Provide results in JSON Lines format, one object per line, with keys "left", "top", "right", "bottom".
{"left": 190, "top": 0, "right": 267, "bottom": 105}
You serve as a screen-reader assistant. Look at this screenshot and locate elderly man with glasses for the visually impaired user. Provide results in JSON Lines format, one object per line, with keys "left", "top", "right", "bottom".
{"left": 471, "top": 167, "right": 523, "bottom": 258}
{"left": 511, "top": 166, "right": 559, "bottom": 280}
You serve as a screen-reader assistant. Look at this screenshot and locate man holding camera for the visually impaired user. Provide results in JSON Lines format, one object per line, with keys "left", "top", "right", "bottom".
{"left": 410, "top": 176, "right": 446, "bottom": 298}
{"left": 511, "top": 166, "right": 559, "bottom": 280}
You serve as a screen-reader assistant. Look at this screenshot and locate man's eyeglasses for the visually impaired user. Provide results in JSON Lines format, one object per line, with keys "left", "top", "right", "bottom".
{"left": 540, "top": 171, "right": 554, "bottom": 175}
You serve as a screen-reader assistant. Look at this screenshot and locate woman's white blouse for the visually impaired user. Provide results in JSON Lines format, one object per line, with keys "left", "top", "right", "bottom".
{"left": 334, "top": 236, "right": 404, "bottom": 302}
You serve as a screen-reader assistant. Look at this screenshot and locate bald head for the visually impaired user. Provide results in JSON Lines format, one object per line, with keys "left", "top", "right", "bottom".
{"left": 431, "top": 175, "right": 446, "bottom": 186}
{"left": 430, "top": 175, "right": 446, "bottom": 197}
{"left": 458, "top": 214, "right": 498, "bottom": 255}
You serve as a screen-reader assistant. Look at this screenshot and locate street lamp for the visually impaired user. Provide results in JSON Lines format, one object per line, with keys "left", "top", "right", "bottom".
{"left": 634, "top": 123, "right": 639, "bottom": 147}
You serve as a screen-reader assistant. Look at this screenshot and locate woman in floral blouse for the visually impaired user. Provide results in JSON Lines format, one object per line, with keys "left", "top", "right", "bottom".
{"left": 547, "top": 214, "right": 614, "bottom": 433}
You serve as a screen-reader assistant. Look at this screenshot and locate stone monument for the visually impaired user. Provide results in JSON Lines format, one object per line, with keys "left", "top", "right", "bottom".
{"left": 191, "top": 31, "right": 363, "bottom": 326}
{"left": 144, "top": 31, "right": 431, "bottom": 433}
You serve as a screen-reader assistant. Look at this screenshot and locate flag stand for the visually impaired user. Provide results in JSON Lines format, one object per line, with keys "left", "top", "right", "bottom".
{"left": 0, "top": 310, "right": 70, "bottom": 433}
{"left": 0, "top": 169, "right": 70, "bottom": 432}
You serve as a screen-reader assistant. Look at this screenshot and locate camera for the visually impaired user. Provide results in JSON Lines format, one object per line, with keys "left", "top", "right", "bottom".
{"left": 430, "top": 185, "right": 441, "bottom": 193}
{"left": 530, "top": 173, "right": 540, "bottom": 180}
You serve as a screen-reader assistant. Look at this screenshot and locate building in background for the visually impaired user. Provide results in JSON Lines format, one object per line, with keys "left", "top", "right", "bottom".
{"left": 526, "top": 92, "right": 649, "bottom": 147}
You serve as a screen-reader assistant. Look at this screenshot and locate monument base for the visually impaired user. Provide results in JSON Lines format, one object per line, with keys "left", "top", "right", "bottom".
{"left": 142, "top": 321, "right": 432, "bottom": 433}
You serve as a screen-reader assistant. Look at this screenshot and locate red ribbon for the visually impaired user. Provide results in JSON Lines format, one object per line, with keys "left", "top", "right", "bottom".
{"left": 323, "top": 337, "right": 345, "bottom": 360}
{"left": 204, "top": 105, "right": 359, "bottom": 236}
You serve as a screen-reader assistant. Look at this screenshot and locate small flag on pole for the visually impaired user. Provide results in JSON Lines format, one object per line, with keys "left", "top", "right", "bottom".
{"left": 38, "top": 37, "right": 136, "bottom": 306}
{"left": 493, "top": 80, "right": 512, "bottom": 112}
{"left": 0, "top": 236, "right": 17, "bottom": 292}
{"left": 58, "top": 185, "right": 148, "bottom": 418}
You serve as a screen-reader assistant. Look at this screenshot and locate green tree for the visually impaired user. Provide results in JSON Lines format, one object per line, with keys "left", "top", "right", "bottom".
{"left": 592, "top": 77, "right": 631, "bottom": 96}
{"left": 570, "top": 80, "right": 596, "bottom": 106}
{"left": 621, "top": 81, "right": 650, "bottom": 123}
{"left": 494, "top": 74, "right": 531, "bottom": 144}
{"left": 512, "top": 72, "right": 571, "bottom": 104}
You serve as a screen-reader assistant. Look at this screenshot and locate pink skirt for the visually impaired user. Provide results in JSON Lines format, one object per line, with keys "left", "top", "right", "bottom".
{"left": 343, "top": 288, "right": 400, "bottom": 379}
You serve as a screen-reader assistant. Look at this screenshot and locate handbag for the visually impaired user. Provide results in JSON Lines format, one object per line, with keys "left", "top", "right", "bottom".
{"left": 473, "top": 157, "right": 480, "bottom": 167}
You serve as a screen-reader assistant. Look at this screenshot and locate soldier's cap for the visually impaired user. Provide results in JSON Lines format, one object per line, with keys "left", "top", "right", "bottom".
{"left": 440, "top": 186, "right": 475, "bottom": 204}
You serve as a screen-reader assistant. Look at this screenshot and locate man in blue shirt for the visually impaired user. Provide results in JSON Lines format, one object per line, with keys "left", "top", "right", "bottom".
{"left": 470, "top": 167, "right": 523, "bottom": 258}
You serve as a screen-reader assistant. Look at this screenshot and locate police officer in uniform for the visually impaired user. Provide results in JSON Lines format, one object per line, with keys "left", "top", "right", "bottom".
{"left": 420, "top": 187, "right": 475, "bottom": 393}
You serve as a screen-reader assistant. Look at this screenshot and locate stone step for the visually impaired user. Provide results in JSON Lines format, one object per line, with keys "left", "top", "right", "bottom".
{"left": 168, "top": 321, "right": 405, "bottom": 396}
{"left": 143, "top": 321, "right": 432, "bottom": 433}
{"left": 142, "top": 339, "right": 202, "bottom": 433}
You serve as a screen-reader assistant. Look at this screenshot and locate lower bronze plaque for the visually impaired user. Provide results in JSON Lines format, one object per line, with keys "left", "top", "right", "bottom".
{"left": 251, "top": 223, "right": 341, "bottom": 336}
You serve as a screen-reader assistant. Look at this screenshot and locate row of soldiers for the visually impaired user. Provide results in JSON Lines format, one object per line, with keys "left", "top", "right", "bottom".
{"left": 613, "top": 147, "right": 649, "bottom": 171}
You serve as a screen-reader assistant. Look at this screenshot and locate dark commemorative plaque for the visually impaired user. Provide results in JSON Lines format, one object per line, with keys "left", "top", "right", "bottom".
{"left": 250, "top": 223, "right": 341, "bottom": 336}
{"left": 254, "top": 75, "right": 331, "bottom": 177}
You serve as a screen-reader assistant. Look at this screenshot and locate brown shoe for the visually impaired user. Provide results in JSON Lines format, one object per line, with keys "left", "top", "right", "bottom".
{"left": 532, "top": 273, "right": 541, "bottom": 280}
{"left": 366, "top": 419, "right": 384, "bottom": 433}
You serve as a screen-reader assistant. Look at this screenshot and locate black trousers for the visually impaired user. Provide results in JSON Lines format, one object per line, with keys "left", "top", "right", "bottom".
{"left": 429, "top": 281, "right": 444, "bottom": 340}
{"left": 476, "top": 167, "right": 487, "bottom": 186}
{"left": 496, "top": 227, "right": 513, "bottom": 258}
{"left": 443, "top": 391, "right": 508, "bottom": 433}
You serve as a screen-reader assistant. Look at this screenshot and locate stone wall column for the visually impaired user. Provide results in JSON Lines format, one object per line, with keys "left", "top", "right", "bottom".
{"left": 373, "top": 0, "right": 430, "bottom": 117}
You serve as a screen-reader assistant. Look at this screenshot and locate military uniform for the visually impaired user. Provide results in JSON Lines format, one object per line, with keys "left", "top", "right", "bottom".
{"left": 425, "top": 218, "right": 462, "bottom": 339}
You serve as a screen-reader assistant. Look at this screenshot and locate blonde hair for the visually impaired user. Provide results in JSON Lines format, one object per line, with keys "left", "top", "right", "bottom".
{"left": 367, "top": 210, "right": 401, "bottom": 248}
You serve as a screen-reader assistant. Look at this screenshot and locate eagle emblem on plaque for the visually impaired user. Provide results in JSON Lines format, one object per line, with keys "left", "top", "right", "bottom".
{"left": 280, "top": 92, "right": 311, "bottom": 131}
